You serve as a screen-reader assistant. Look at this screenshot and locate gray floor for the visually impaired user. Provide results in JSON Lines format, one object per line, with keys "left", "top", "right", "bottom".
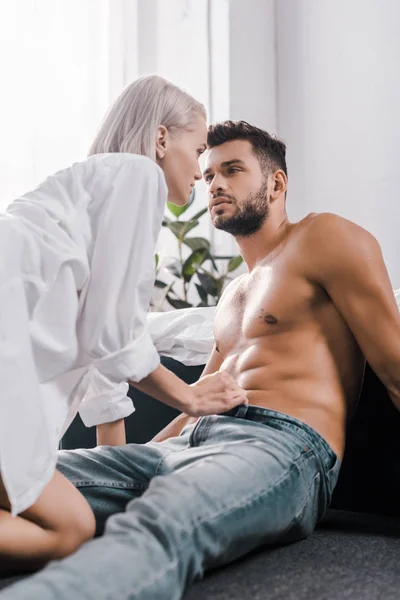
{"left": 185, "top": 510, "right": 400, "bottom": 599}
{"left": 1, "top": 511, "right": 399, "bottom": 599}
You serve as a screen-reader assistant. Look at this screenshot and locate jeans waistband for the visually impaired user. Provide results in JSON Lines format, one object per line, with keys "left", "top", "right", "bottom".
{"left": 222, "top": 404, "right": 338, "bottom": 470}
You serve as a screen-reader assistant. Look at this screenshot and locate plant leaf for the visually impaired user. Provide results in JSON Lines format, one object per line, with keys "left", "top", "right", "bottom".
{"left": 216, "top": 278, "right": 225, "bottom": 298}
{"left": 197, "top": 271, "right": 219, "bottom": 297}
{"left": 195, "top": 283, "right": 208, "bottom": 303}
{"left": 154, "top": 279, "right": 167, "bottom": 288}
{"left": 199, "top": 267, "right": 215, "bottom": 279}
{"left": 209, "top": 254, "right": 219, "bottom": 272}
{"left": 168, "top": 220, "right": 199, "bottom": 240}
{"left": 164, "top": 260, "right": 182, "bottom": 278}
{"left": 181, "top": 220, "right": 201, "bottom": 238}
{"left": 167, "top": 188, "right": 196, "bottom": 217}
{"left": 166, "top": 296, "right": 193, "bottom": 309}
{"left": 190, "top": 207, "right": 208, "bottom": 221}
{"left": 182, "top": 249, "right": 209, "bottom": 282}
{"left": 228, "top": 255, "right": 244, "bottom": 272}
{"left": 183, "top": 237, "right": 210, "bottom": 252}
{"left": 167, "top": 203, "right": 187, "bottom": 217}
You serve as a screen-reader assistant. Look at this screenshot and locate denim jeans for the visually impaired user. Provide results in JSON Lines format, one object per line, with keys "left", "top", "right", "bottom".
{"left": 1, "top": 406, "right": 340, "bottom": 600}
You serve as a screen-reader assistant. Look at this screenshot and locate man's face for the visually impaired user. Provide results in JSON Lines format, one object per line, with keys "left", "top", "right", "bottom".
{"left": 203, "top": 139, "right": 270, "bottom": 237}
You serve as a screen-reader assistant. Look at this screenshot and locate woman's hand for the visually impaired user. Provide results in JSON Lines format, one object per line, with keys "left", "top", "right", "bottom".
{"left": 186, "top": 371, "right": 248, "bottom": 417}
{"left": 130, "top": 364, "right": 247, "bottom": 418}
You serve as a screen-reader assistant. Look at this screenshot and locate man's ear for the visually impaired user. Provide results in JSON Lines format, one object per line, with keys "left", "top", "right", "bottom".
{"left": 271, "top": 170, "right": 287, "bottom": 200}
{"left": 156, "top": 125, "right": 169, "bottom": 160}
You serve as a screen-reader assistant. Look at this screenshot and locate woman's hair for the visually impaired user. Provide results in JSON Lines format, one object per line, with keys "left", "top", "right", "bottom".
{"left": 89, "top": 75, "right": 206, "bottom": 160}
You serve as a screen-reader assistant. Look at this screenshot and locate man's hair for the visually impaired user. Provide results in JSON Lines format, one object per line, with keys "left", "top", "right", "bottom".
{"left": 207, "top": 120, "right": 287, "bottom": 177}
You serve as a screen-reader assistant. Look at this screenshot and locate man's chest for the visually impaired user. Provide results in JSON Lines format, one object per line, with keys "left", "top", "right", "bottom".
{"left": 214, "top": 263, "right": 317, "bottom": 352}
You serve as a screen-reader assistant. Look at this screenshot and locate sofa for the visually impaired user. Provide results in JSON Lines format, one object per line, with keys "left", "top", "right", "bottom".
{"left": 1, "top": 358, "right": 400, "bottom": 599}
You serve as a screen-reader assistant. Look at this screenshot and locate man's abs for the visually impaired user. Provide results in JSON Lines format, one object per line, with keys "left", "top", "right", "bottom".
{"left": 212, "top": 252, "right": 366, "bottom": 460}
{"left": 215, "top": 321, "right": 365, "bottom": 459}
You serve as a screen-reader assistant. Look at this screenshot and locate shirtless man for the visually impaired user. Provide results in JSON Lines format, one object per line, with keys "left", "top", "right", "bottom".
{"left": 3, "top": 121, "right": 400, "bottom": 600}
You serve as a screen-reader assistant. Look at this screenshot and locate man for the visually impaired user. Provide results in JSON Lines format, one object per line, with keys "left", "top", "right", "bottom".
{"left": 3, "top": 121, "right": 400, "bottom": 600}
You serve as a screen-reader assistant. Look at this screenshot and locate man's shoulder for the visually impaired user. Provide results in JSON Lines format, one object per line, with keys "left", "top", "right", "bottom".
{"left": 297, "top": 212, "right": 378, "bottom": 253}
{"left": 299, "top": 211, "right": 362, "bottom": 233}
{"left": 220, "top": 273, "right": 246, "bottom": 297}
{"left": 296, "top": 213, "right": 382, "bottom": 283}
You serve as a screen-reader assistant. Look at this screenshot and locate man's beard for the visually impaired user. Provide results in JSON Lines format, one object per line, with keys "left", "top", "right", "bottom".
{"left": 212, "top": 178, "right": 269, "bottom": 237}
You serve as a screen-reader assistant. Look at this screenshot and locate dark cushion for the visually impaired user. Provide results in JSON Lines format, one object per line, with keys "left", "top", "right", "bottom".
{"left": 331, "top": 364, "right": 400, "bottom": 518}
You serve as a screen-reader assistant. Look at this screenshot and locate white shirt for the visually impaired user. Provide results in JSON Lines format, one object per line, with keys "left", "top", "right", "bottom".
{"left": 147, "top": 307, "right": 216, "bottom": 366}
{"left": 0, "top": 153, "right": 167, "bottom": 515}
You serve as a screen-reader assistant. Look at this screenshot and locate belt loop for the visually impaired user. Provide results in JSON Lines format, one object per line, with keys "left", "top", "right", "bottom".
{"left": 235, "top": 404, "right": 249, "bottom": 419}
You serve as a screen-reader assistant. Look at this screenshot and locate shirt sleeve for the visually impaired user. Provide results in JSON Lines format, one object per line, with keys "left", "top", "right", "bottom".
{"left": 77, "top": 155, "right": 167, "bottom": 427}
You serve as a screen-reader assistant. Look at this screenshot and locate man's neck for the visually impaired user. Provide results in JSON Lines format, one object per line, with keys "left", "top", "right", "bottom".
{"left": 235, "top": 213, "right": 291, "bottom": 271}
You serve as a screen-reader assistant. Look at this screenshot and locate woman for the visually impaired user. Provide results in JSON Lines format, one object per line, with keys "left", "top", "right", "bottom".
{"left": 0, "top": 75, "right": 246, "bottom": 571}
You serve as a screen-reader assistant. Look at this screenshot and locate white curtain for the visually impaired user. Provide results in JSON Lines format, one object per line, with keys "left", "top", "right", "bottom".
{"left": 0, "top": 0, "right": 234, "bottom": 248}
{"left": 0, "top": 0, "right": 138, "bottom": 210}
{"left": 149, "top": 0, "right": 233, "bottom": 257}
{"left": 0, "top": 0, "right": 238, "bottom": 286}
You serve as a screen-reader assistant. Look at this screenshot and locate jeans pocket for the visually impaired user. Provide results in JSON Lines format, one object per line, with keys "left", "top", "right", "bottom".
{"left": 326, "top": 453, "right": 341, "bottom": 494}
{"left": 281, "top": 472, "right": 321, "bottom": 544}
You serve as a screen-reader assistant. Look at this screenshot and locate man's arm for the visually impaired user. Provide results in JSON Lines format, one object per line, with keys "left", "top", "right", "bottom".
{"left": 198, "top": 343, "right": 225, "bottom": 377}
{"left": 151, "top": 345, "right": 224, "bottom": 442}
{"left": 307, "top": 213, "right": 400, "bottom": 408}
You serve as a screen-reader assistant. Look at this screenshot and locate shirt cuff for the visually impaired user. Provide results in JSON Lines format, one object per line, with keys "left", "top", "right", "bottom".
{"left": 78, "top": 374, "right": 134, "bottom": 427}
{"left": 92, "top": 329, "right": 161, "bottom": 383}
{"left": 78, "top": 331, "right": 160, "bottom": 427}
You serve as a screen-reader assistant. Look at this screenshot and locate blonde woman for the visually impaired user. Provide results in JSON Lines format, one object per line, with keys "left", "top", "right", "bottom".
{"left": 0, "top": 76, "right": 246, "bottom": 571}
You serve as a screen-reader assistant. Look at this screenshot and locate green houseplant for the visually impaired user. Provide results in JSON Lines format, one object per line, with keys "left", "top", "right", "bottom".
{"left": 153, "top": 193, "right": 243, "bottom": 310}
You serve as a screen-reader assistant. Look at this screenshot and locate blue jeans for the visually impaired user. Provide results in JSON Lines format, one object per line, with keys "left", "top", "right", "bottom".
{"left": 1, "top": 406, "right": 340, "bottom": 600}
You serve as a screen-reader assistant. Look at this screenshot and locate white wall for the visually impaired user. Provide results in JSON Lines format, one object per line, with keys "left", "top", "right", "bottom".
{"left": 229, "top": 0, "right": 277, "bottom": 132}
{"left": 227, "top": 0, "right": 400, "bottom": 286}
{"left": 275, "top": 0, "right": 400, "bottom": 286}
{"left": 215, "top": 0, "right": 278, "bottom": 258}
{"left": 3, "top": 1, "right": 399, "bottom": 285}
{"left": 0, "top": 0, "right": 135, "bottom": 209}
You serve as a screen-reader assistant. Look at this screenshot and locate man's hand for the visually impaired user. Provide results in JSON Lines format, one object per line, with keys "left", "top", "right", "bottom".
{"left": 152, "top": 413, "right": 196, "bottom": 442}
{"left": 187, "top": 371, "right": 247, "bottom": 417}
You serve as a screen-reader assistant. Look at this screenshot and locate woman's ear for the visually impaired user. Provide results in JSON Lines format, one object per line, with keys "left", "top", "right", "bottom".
{"left": 156, "top": 125, "right": 169, "bottom": 160}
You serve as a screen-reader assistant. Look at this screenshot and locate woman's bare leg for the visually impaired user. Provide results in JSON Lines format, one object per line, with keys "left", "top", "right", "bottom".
{"left": 0, "top": 469, "right": 96, "bottom": 573}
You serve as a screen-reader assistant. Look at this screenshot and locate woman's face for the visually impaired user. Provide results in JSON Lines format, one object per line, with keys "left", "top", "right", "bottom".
{"left": 157, "top": 113, "right": 208, "bottom": 206}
